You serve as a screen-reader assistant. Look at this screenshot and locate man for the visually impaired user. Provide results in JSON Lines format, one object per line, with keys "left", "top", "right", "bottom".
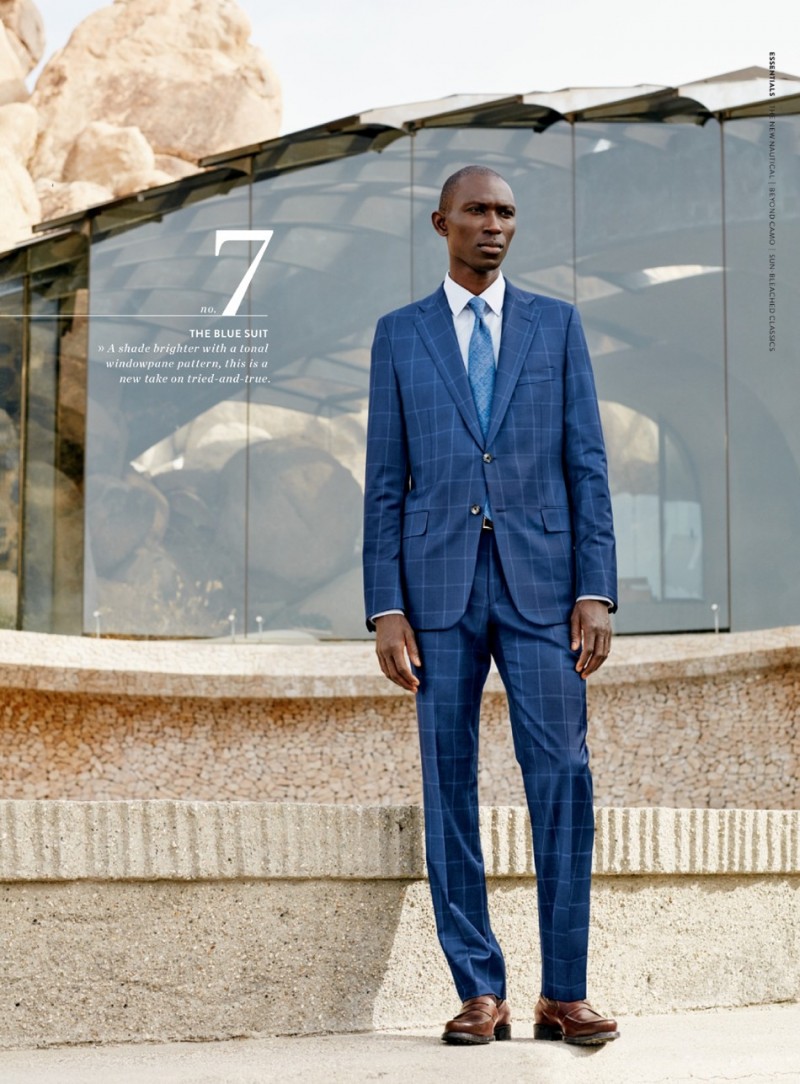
{"left": 362, "top": 165, "right": 618, "bottom": 1046}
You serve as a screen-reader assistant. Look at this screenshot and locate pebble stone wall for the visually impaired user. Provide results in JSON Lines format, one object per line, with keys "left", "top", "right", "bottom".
{"left": 0, "top": 628, "right": 798, "bottom": 808}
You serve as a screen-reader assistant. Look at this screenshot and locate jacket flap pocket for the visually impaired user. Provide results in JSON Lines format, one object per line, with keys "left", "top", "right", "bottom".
{"left": 402, "top": 510, "right": 428, "bottom": 537}
{"left": 517, "top": 367, "right": 555, "bottom": 384}
{"left": 541, "top": 506, "right": 571, "bottom": 532}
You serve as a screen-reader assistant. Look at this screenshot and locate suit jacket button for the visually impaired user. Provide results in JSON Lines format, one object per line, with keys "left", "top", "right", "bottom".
{"left": 483, "top": 453, "right": 493, "bottom": 463}
{"left": 470, "top": 504, "right": 481, "bottom": 515}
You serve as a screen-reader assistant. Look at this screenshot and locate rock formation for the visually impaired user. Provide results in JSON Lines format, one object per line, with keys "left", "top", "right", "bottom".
{"left": 0, "top": 0, "right": 281, "bottom": 253}
{"left": 0, "top": 0, "right": 44, "bottom": 74}
{"left": 0, "top": 1, "right": 43, "bottom": 252}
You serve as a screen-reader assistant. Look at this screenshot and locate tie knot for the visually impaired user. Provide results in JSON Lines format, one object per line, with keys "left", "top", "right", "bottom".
{"left": 468, "top": 296, "right": 488, "bottom": 319}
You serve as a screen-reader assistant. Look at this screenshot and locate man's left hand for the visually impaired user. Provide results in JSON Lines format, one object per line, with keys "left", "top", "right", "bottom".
{"left": 570, "top": 599, "right": 612, "bottom": 679}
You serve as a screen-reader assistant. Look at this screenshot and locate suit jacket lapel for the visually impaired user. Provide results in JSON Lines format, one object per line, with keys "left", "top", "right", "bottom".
{"left": 486, "top": 283, "right": 541, "bottom": 446}
{"left": 415, "top": 287, "right": 485, "bottom": 448}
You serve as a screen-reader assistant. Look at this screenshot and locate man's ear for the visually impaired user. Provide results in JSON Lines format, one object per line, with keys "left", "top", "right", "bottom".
{"left": 431, "top": 210, "right": 448, "bottom": 237}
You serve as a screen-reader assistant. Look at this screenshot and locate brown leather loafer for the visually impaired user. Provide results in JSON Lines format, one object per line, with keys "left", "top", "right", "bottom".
{"left": 442, "top": 995, "right": 512, "bottom": 1045}
{"left": 533, "top": 996, "right": 619, "bottom": 1045}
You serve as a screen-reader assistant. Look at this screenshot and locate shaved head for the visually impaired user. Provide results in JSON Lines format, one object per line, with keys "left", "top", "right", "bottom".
{"left": 439, "top": 165, "right": 508, "bottom": 214}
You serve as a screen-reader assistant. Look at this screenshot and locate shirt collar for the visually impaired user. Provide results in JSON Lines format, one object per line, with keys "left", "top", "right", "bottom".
{"left": 444, "top": 272, "right": 506, "bottom": 317}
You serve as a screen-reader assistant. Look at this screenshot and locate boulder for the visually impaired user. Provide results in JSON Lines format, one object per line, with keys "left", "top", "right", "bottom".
{"left": 86, "top": 472, "right": 169, "bottom": 576}
{"left": 0, "top": 0, "right": 45, "bottom": 74}
{"left": 92, "top": 550, "right": 174, "bottom": 635}
{"left": 0, "top": 148, "right": 40, "bottom": 250}
{"left": 269, "top": 565, "right": 367, "bottom": 638}
{"left": 154, "top": 153, "right": 202, "bottom": 180}
{"left": 31, "top": 0, "right": 281, "bottom": 181}
{"left": 35, "top": 178, "right": 114, "bottom": 223}
{"left": 136, "top": 400, "right": 271, "bottom": 478}
{"left": 0, "top": 21, "right": 28, "bottom": 104}
{"left": 216, "top": 438, "right": 362, "bottom": 590}
{"left": 181, "top": 412, "right": 270, "bottom": 473}
{"left": 63, "top": 121, "right": 156, "bottom": 191}
{"left": 113, "top": 168, "right": 176, "bottom": 197}
{"left": 0, "top": 101, "right": 37, "bottom": 163}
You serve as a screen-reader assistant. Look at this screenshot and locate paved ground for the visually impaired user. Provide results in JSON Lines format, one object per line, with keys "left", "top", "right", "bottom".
{"left": 0, "top": 1004, "right": 798, "bottom": 1083}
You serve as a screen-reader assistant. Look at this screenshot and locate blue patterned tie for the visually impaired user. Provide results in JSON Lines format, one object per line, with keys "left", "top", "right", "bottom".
{"left": 467, "top": 296, "right": 495, "bottom": 522}
{"left": 467, "top": 297, "right": 495, "bottom": 439}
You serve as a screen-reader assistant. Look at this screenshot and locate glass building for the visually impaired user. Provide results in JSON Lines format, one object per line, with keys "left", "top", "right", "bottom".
{"left": 1, "top": 67, "right": 798, "bottom": 639}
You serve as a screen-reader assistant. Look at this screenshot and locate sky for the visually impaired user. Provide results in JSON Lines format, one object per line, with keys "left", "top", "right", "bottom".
{"left": 29, "top": 0, "right": 800, "bottom": 136}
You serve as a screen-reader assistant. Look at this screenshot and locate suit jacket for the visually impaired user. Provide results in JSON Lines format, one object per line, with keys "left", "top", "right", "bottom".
{"left": 363, "top": 280, "right": 617, "bottom": 631}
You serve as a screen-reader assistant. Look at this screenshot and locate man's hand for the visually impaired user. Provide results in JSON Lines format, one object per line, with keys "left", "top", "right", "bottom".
{"left": 570, "top": 599, "right": 612, "bottom": 679}
{"left": 375, "top": 613, "right": 421, "bottom": 693}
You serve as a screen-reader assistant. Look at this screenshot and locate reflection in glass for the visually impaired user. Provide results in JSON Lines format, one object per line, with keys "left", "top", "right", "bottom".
{"left": 85, "top": 144, "right": 411, "bottom": 638}
{"left": 662, "top": 428, "right": 702, "bottom": 601}
{"left": 6, "top": 104, "right": 794, "bottom": 639}
{"left": 602, "top": 403, "right": 660, "bottom": 604}
{"left": 21, "top": 236, "right": 88, "bottom": 633}
{"left": 724, "top": 117, "right": 800, "bottom": 629}
{"left": 0, "top": 257, "right": 24, "bottom": 629}
{"left": 576, "top": 121, "right": 727, "bottom": 632}
{"left": 602, "top": 402, "right": 703, "bottom": 606}
{"left": 85, "top": 182, "right": 252, "bottom": 637}
{"left": 245, "top": 146, "right": 411, "bottom": 638}
{"left": 410, "top": 125, "right": 575, "bottom": 301}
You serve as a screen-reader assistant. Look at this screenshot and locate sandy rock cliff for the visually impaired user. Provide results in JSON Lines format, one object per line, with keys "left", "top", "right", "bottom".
{"left": 0, "top": 0, "right": 281, "bottom": 253}
{"left": 0, "top": 0, "right": 44, "bottom": 73}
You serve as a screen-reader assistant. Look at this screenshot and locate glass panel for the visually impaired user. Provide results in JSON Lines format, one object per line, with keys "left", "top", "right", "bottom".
{"left": 246, "top": 142, "right": 411, "bottom": 639}
{"left": 601, "top": 403, "right": 705, "bottom": 606}
{"left": 575, "top": 121, "right": 728, "bottom": 633}
{"left": 0, "top": 252, "right": 25, "bottom": 629}
{"left": 86, "top": 141, "right": 411, "bottom": 639}
{"left": 724, "top": 116, "right": 800, "bottom": 629}
{"left": 21, "top": 235, "right": 89, "bottom": 633}
{"left": 601, "top": 402, "right": 660, "bottom": 603}
{"left": 662, "top": 427, "right": 703, "bottom": 601}
{"left": 410, "top": 124, "right": 575, "bottom": 300}
{"left": 85, "top": 181, "right": 252, "bottom": 636}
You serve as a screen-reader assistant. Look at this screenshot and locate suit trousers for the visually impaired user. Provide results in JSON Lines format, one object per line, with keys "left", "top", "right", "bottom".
{"left": 413, "top": 528, "right": 595, "bottom": 1003}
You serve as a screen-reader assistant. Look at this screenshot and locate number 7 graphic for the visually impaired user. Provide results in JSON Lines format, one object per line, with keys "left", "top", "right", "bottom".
{"left": 215, "top": 229, "right": 274, "bottom": 316}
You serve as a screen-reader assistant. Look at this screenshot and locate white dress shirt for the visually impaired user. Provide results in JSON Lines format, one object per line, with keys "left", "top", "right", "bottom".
{"left": 444, "top": 271, "right": 504, "bottom": 368}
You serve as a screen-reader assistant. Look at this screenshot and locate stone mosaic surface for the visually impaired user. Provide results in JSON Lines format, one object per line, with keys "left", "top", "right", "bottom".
{"left": 0, "top": 628, "right": 798, "bottom": 807}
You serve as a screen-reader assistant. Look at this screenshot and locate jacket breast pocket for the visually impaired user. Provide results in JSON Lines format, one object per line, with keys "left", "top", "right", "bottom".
{"left": 402, "top": 510, "right": 428, "bottom": 538}
{"left": 517, "top": 366, "right": 556, "bottom": 385}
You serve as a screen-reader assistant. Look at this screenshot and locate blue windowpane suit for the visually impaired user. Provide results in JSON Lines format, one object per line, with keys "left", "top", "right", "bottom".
{"left": 363, "top": 278, "right": 617, "bottom": 1002}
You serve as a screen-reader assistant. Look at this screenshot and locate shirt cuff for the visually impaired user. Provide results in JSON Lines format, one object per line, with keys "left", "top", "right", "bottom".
{"left": 576, "top": 594, "right": 614, "bottom": 609}
{"left": 370, "top": 609, "right": 405, "bottom": 621}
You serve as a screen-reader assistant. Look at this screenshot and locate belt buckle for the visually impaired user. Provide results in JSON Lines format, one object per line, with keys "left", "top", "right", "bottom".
{"left": 482, "top": 516, "right": 493, "bottom": 530}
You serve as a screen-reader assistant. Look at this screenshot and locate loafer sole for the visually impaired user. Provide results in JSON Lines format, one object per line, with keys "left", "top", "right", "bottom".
{"left": 535, "top": 1023, "right": 619, "bottom": 1044}
{"left": 565, "top": 1031, "right": 620, "bottom": 1045}
{"left": 442, "top": 1024, "right": 512, "bottom": 1045}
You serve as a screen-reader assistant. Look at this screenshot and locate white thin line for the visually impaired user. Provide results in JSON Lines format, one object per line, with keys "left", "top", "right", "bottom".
{"left": 0, "top": 314, "right": 270, "bottom": 319}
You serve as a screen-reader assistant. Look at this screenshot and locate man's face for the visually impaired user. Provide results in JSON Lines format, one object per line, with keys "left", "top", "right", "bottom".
{"left": 432, "top": 173, "right": 516, "bottom": 285}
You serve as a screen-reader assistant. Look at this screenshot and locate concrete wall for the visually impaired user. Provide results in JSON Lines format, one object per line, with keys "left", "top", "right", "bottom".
{"left": 0, "top": 627, "right": 798, "bottom": 807}
{"left": 1, "top": 801, "right": 798, "bottom": 1048}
